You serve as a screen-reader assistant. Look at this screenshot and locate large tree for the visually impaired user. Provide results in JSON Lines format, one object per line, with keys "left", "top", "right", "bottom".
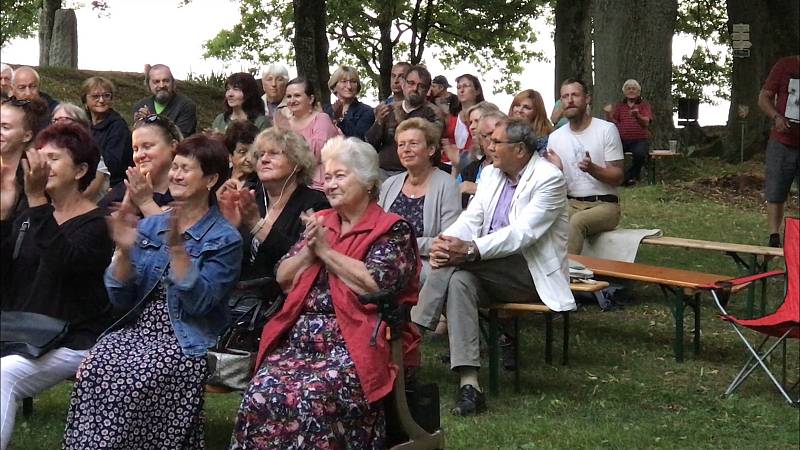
{"left": 293, "top": 0, "right": 331, "bottom": 106}
{"left": 553, "top": 0, "right": 593, "bottom": 97}
{"left": 592, "top": 0, "right": 678, "bottom": 147}
{"left": 723, "top": 0, "right": 799, "bottom": 161}
{"left": 203, "top": 0, "right": 548, "bottom": 101}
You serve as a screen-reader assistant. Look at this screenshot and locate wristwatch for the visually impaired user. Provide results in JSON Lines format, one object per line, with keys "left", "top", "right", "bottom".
{"left": 466, "top": 241, "right": 480, "bottom": 262}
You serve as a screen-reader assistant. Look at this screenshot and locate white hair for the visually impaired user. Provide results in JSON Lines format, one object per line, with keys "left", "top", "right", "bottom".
{"left": 0, "top": 64, "right": 12, "bottom": 74}
{"left": 261, "top": 64, "right": 289, "bottom": 80}
{"left": 321, "top": 136, "right": 381, "bottom": 199}
{"left": 622, "top": 79, "right": 641, "bottom": 92}
{"left": 11, "top": 66, "right": 39, "bottom": 84}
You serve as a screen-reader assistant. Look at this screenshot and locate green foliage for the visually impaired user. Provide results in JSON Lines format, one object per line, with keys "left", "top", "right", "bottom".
{"left": 202, "top": 0, "right": 547, "bottom": 96}
{"left": 185, "top": 69, "right": 229, "bottom": 89}
{"left": 672, "top": 0, "right": 732, "bottom": 106}
{"left": 672, "top": 46, "right": 731, "bottom": 106}
{"left": 0, "top": 0, "right": 40, "bottom": 47}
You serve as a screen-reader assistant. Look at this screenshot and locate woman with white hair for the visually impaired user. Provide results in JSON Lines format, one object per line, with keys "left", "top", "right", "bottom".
{"left": 261, "top": 63, "right": 290, "bottom": 122}
{"left": 50, "top": 103, "right": 112, "bottom": 202}
{"left": 230, "top": 136, "right": 421, "bottom": 449}
{"left": 324, "top": 65, "right": 375, "bottom": 139}
{"left": 603, "top": 79, "right": 653, "bottom": 186}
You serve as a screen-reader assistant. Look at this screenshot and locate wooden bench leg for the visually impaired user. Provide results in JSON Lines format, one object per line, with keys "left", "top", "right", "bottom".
{"left": 562, "top": 312, "right": 570, "bottom": 366}
{"left": 544, "top": 314, "right": 553, "bottom": 365}
{"left": 488, "top": 309, "right": 500, "bottom": 396}
{"left": 513, "top": 317, "right": 521, "bottom": 393}
{"left": 670, "top": 290, "right": 685, "bottom": 363}
{"left": 22, "top": 397, "right": 33, "bottom": 418}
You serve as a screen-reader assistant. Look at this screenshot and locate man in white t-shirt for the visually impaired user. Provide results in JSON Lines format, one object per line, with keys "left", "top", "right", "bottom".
{"left": 546, "top": 78, "right": 624, "bottom": 254}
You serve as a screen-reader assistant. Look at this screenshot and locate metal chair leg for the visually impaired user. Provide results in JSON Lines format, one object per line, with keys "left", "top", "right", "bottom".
{"left": 544, "top": 314, "right": 553, "bottom": 365}
{"left": 488, "top": 309, "right": 499, "bottom": 396}
{"left": 513, "top": 317, "right": 521, "bottom": 393}
{"left": 562, "top": 312, "right": 570, "bottom": 366}
{"left": 22, "top": 397, "right": 33, "bottom": 418}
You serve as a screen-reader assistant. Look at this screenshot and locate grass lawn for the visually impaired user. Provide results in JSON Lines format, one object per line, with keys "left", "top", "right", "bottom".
{"left": 7, "top": 68, "right": 799, "bottom": 449}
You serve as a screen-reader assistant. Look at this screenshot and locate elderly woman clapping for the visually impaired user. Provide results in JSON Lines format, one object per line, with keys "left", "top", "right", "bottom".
{"left": 231, "top": 137, "right": 421, "bottom": 449}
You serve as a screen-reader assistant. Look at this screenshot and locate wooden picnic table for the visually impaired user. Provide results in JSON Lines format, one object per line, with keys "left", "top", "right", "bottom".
{"left": 570, "top": 254, "right": 739, "bottom": 362}
{"left": 641, "top": 235, "right": 784, "bottom": 317}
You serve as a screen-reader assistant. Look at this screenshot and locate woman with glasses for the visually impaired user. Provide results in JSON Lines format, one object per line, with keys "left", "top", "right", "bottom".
{"left": 442, "top": 74, "right": 485, "bottom": 170}
{"left": 277, "top": 77, "right": 340, "bottom": 190}
{"left": 1, "top": 122, "right": 113, "bottom": 450}
{"left": 99, "top": 114, "right": 182, "bottom": 216}
{"left": 212, "top": 72, "right": 271, "bottom": 133}
{"left": 80, "top": 77, "right": 133, "bottom": 188}
{"left": 218, "top": 127, "right": 328, "bottom": 285}
{"left": 50, "top": 103, "right": 112, "bottom": 202}
{"left": 63, "top": 135, "right": 242, "bottom": 449}
{"left": 324, "top": 65, "right": 374, "bottom": 140}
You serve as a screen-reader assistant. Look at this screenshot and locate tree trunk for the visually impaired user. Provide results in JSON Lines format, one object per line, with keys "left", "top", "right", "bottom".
{"left": 293, "top": 0, "right": 331, "bottom": 107}
{"left": 592, "top": 0, "right": 677, "bottom": 147}
{"left": 48, "top": 9, "right": 78, "bottom": 68}
{"left": 554, "top": 0, "right": 593, "bottom": 99}
{"left": 723, "top": 0, "right": 799, "bottom": 161}
{"left": 375, "top": 2, "right": 398, "bottom": 101}
{"left": 37, "top": 0, "right": 61, "bottom": 66}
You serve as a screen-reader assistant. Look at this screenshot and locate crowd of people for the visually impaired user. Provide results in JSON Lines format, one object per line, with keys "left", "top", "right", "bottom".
{"left": 0, "top": 52, "right": 795, "bottom": 449}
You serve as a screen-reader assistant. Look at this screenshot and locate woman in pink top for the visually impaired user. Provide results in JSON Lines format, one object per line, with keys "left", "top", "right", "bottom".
{"left": 279, "top": 78, "right": 340, "bottom": 190}
{"left": 603, "top": 79, "right": 653, "bottom": 186}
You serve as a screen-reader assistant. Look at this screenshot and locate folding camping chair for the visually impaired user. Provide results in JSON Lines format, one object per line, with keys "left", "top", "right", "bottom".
{"left": 705, "top": 218, "right": 799, "bottom": 405}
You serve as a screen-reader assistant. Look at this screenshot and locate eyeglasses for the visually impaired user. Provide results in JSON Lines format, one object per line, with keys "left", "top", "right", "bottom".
{"left": 1, "top": 97, "right": 31, "bottom": 107}
{"left": 337, "top": 79, "right": 358, "bottom": 85}
{"left": 489, "top": 139, "right": 521, "bottom": 146}
{"left": 51, "top": 116, "right": 77, "bottom": 125}
{"left": 88, "top": 92, "right": 113, "bottom": 102}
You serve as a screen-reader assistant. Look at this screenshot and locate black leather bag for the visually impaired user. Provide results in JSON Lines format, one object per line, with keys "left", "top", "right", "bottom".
{"left": 0, "top": 311, "right": 70, "bottom": 359}
{"left": 206, "top": 277, "right": 282, "bottom": 391}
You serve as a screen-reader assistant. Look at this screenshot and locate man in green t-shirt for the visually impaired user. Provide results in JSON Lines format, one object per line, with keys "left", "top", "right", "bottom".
{"left": 132, "top": 64, "right": 197, "bottom": 138}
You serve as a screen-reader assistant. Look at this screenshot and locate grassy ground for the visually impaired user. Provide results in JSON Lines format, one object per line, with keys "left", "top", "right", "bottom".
{"left": 8, "top": 68, "right": 799, "bottom": 449}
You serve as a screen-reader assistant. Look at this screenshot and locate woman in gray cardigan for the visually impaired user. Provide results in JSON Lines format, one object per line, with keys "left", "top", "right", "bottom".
{"left": 378, "top": 118, "right": 462, "bottom": 331}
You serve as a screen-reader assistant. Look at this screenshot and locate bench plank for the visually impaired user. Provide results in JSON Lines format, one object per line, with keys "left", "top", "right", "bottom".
{"left": 570, "top": 254, "right": 732, "bottom": 289}
{"left": 642, "top": 236, "right": 784, "bottom": 258}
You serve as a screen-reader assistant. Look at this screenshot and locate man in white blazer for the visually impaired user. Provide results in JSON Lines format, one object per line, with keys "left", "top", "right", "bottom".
{"left": 421, "top": 118, "right": 575, "bottom": 416}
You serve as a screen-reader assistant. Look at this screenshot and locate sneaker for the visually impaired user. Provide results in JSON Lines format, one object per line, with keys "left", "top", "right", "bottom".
{"left": 451, "top": 384, "right": 486, "bottom": 416}
{"left": 498, "top": 333, "right": 517, "bottom": 371}
{"left": 768, "top": 233, "right": 781, "bottom": 248}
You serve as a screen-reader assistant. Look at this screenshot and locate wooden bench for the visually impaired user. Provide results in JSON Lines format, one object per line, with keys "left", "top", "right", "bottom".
{"left": 570, "top": 254, "right": 746, "bottom": 363}
{"left": 486, "top": 281, "right": 609, "bottom": 396}
{"left": 623, "top": 149, "right": 678, "bottom": 184}
{"left": 640, "top": 235, "right": 783, "bottom": 317}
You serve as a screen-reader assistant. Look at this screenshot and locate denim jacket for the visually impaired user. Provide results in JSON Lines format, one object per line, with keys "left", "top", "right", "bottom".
{"left": 104, "top": 206, "right": 242, "bottom": 357}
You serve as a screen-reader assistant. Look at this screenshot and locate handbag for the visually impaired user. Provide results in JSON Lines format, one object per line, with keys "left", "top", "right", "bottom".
{"left": 206, "top": 277, "right": 283, "bottom": 391}
{"left": 0, "top": 311, "right": 70, "bottom": 359}
{"left": 1, "top": 219, "right": 71, "bottom": 359}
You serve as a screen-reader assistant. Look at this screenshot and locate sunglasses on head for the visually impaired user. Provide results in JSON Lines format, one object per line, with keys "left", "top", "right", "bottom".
{"left": 1, "top": 96, "right": 31, "bottom": 107}
{"left": 135, "top": 113, "right": 179, "bottom": 141}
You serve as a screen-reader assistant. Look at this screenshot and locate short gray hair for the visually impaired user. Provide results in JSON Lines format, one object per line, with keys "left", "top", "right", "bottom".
{"left": 261, "top": 64, "right": 289, "bottom": 80}
{"left": 499, "top": 118, "right": 538, "bottom": 155}
{"left": 622, "top": 79, "right": 641, "bottom": 92}
{"left": 466, "top": 101, "right": 500, "bottom": 120}
{"left": 53, "top": 103, "right": 91, "bottom": 129}
{"left": 11, "top": 66, "right": 39, "bottom": 84}
{"left": 321, "top": 136, "right": 381, "bottom": 200}
{"left": 253, "top": 127, "right": 316, "bottom": 186}
{"left": 0, "top": 64, "right": 12, "bottom": 75}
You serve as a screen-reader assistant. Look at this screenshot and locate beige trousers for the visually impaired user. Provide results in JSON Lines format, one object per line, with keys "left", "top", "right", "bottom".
{"left": 568, "top": 199, "right": 621, "bottom": 254}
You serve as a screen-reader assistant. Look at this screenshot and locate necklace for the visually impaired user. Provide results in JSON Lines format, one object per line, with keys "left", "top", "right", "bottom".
{"left": 405, "top": 169, "right": 433, "bottom": 199}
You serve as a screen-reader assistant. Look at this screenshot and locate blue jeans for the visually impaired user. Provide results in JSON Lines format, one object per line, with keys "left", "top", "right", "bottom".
{"left": 623, "top": 139, "right": 650, "bottom": 182}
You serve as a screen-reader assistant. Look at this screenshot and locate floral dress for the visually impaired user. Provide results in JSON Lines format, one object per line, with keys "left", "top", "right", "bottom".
{"left": 62, "top": 280, "right": 208, "bottom": 449}
{"left": 230, "top": 221, "right": 417, "bottom": 450}
{"left": 388, "top": 192, "right": 425, "bottom": 239}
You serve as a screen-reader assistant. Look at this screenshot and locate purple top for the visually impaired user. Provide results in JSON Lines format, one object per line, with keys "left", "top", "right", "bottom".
{"left": 488, "top": 177, "right": 517, "bottom": 234}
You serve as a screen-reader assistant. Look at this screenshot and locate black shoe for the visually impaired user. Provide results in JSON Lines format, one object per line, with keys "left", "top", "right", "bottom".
{"left": 451, "top": 384, "right": 486, "bottom": 416}
{"left": 768, "top": 233, "right": 781, "bottom": 248}
{"left": 498, "top": 333, "right": 517, "bottom": 371}
{"left": 622, "top": 179, "right": 637, "bottom": 187}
